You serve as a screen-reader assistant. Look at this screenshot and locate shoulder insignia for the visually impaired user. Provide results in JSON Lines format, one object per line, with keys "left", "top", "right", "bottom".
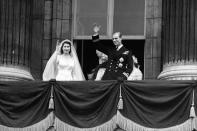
{"left": 123, "top": 51, "right": 129, "bottom": 55}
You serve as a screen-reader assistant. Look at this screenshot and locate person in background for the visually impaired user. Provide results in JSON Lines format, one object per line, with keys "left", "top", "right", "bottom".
{"left": 127, "top": 55, "right": 143, "bottom": 80}
{"left": 96, "top": 50, "right": 108, "bottom": 65}
{"left": 42, "top": 39, "right": 85, "bottom": 81}
{"left": 92, "top": 24, "right": 133, "bottom": 80}
{"left": 87, "top": 50, "right": 108, "bottom": 80}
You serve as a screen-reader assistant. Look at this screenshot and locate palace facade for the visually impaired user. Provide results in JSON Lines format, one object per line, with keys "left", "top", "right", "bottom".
{"left": 0, "top": 0, "right": 197, "bottom": 81}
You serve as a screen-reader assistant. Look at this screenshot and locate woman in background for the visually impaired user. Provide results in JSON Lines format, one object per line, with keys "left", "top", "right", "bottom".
{"left": 94, "top": 50, "right": 108, "bottom": 80}
{"left": 87, "top": 50, "right": 108, "bottom": 80}
{"left": 43, "top": 39, "right": 85, "bottom": 81}
{"left": 127, "top": 55, "right": 143, "bottom": 80}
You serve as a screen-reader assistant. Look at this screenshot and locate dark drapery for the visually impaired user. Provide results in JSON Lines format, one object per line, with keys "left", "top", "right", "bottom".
{"left": 0, "top": 81, "right": 51, "bottom": 127}
{"left": 121, "top": 80, "right": 194, "bottom": 128}
{"left": 54, "top": 80, "right": 120, "bottom": 128}
{"left": 0, "top": 80, "right": 196, "bottom": 129}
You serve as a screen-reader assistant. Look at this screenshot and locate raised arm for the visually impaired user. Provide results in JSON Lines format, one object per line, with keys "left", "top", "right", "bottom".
{"left": 92, "top": 24, "right": 109, "bottom": 55}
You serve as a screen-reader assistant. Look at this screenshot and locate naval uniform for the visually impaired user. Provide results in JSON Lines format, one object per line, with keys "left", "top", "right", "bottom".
{"left": 92, "top": 34, "right": 133, "bottom": 80}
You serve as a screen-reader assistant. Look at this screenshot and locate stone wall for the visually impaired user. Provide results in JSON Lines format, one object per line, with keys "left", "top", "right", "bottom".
{"left": 144, "top": 0, "right": 162, "bottom": 79}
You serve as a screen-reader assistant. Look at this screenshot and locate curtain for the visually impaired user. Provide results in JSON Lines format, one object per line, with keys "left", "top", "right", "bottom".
{"left": 0, "top": 80, "right": 196, "bottom": 131}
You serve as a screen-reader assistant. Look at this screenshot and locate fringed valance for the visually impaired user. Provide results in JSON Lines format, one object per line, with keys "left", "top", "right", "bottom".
{"left": 0, "top": 80, "right": 197, "bottom": 131}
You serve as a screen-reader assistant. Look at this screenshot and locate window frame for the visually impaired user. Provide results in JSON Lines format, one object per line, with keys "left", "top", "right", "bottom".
{"left": 72, "top": 0, "right": 146, "bottom": 40}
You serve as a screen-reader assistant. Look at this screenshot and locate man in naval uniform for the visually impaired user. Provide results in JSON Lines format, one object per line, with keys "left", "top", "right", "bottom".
{"left": 92, "top": 25, "right": 133, "bottom": 80}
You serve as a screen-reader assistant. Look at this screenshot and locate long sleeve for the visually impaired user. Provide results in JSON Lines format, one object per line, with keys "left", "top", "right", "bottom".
{"left": 92, "top": 34, "right": 110, "bottom": 56}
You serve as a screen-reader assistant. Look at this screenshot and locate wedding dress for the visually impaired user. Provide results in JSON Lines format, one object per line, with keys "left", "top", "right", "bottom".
{"left": 127, "top": 66, "right": 143, "bottom": 80}
{"left": 56, "top": 55, "right": 75, "bottom": 81}
{"left": 42, "top": 39, "right": 85, "bottom": 81}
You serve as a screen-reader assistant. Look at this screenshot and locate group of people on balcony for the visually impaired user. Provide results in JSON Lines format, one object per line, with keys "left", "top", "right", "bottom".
{"left": 42, "top": 25, "right": 143, "bottom": 81}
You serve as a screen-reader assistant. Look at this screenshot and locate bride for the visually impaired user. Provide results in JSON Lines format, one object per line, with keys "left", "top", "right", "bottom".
{"left": 42, "top": 39, "right": 85, "bottom": 81}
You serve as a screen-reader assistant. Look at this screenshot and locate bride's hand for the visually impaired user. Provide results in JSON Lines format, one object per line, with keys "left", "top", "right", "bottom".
{"left": 55, "top": 40, "right": 61, "bottom": 53}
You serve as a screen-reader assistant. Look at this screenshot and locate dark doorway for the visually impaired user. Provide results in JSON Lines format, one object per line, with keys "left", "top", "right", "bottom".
{"left": 74, "top": 40, "right": 145, "bottom": 80}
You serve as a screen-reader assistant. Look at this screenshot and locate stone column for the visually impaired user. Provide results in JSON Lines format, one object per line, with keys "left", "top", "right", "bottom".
{"left": 0, "top": 0, "right": 34, "bottom": 81}
{"left": 158, "top": 0, "right": 197, "bottom": 80}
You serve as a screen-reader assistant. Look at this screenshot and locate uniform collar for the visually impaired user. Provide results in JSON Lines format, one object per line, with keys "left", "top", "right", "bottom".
{"left": 116, "top": 44, "right": 123, "bottom": 51}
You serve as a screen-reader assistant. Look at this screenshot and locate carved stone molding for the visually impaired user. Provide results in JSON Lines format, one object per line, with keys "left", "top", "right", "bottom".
{"left": 158, "top": 62, "right": 197, "bottom": 80}
{"left": 0, "top": 65, "right": 34, "bottom": 81}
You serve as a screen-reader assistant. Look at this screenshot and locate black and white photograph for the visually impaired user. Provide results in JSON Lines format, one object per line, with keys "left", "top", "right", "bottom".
{"left": 0, "top": 0, "right": 197, "bottom": 131}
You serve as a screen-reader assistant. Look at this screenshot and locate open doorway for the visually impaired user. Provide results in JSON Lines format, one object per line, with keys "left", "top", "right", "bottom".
{"left": 74, "top": 40, "right": 145, "bottom": 80}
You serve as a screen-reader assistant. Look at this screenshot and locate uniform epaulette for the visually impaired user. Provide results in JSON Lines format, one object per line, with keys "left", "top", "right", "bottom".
{"left": 123, "top": 51, "right": 129, "bottom": 55}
